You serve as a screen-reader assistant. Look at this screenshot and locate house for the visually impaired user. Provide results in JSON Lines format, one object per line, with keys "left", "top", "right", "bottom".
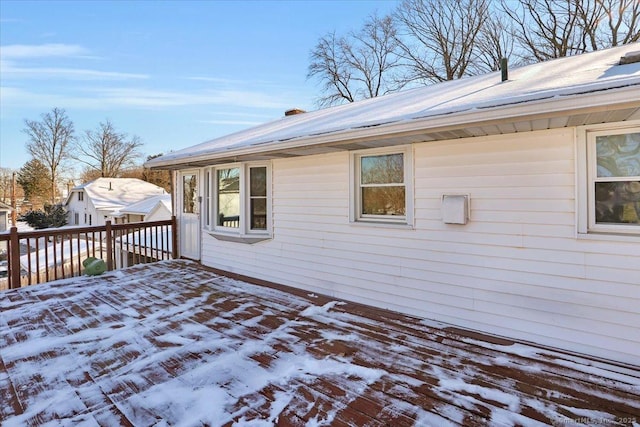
{"left": 0, "top": 201, "right": 12, "bottom": 233}
{"left": 114, "top": 226, "right": 173, "bottom": 269}
{"left": 66, "top": 177, "right": 167, "bottom": 226}
{"left": 109, "top": 194, "right": 173, "bottom": 268}
{"left": 146, "top": 45, "right": 640, "bottom": 368}
{"left": 0, "top": 201, "right": 13, "bottom": 255}
{"left": 111, "top": 194, "right": 172, "bottom": 223}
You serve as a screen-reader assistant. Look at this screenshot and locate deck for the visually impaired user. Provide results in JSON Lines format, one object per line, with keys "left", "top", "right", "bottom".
{"left": 1, "top": 260, "right": 638, "bottom": 426}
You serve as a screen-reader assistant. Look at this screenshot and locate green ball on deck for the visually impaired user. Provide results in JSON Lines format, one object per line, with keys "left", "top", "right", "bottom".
{"left": 83, "top": 257, "right": 107, "bottom": 276}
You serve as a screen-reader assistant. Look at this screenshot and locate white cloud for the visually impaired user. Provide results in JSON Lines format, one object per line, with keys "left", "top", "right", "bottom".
{"left": 187, "top": 76, "right": 247, "bottom": 84}
{"left": 1, "top": 85, "right": 300, "bottom": 112}
{"left": 0, "top": 43, "right": 89, "bottom": 58}
{"left": 1, "top": 63, "right": 148, "bottom": 80}
{"left": 92, "top": 87, "right": 295, "bottom": 110}
{"left": 0, "top": 86, "right": 99, "bottom": 110}
{"left": 0, "top": 43, "right": 146, "bottom": 81}
{"left": 0, "top": 42, "right": 307, "bottom": 112}
{"left": 200, "top": 119, "right": 264, "bottom": 126}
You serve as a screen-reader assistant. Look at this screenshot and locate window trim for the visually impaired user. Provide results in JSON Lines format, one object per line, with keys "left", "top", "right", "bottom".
{"left": 213, "top": 164, "right": 242, "bottom": 233}
{"left": 206, "top": 161, "right": 272, "bottom": 238}
{"left": 350, "top": 145, "right": 413, "bottom": 226}
{"left": 245, "top": 165, "right": 270, "bottom": 234}
{"left": 577, "top": 121, "right": 640, "bottom": 236}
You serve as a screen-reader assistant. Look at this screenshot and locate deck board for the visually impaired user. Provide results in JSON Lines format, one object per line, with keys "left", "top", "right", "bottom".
{"left": 1, "top": 260, "right": 638, "bottom": 426}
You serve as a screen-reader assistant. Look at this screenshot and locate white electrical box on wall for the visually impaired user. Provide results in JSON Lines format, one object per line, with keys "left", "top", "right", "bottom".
{"left": 442, "top": 194, "right": 469, "bottom": 224}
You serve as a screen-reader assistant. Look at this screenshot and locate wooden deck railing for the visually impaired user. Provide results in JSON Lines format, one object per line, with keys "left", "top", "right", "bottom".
{"left": 0, "top": 217, "right": 177, "bottom": 290}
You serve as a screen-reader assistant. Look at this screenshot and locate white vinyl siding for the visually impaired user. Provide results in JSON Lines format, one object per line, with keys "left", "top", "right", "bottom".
{"left": 199, "top": 128, "right": 640, "bottom": 366}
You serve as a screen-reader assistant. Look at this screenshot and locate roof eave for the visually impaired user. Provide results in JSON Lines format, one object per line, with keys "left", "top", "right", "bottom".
{"left": 147, "top": 86, "right": 640, "bottom": 170}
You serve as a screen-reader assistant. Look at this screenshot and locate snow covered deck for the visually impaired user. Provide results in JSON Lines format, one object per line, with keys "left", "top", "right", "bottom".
{"left": 1, "top": 260, "right": 638, "bottom": 426}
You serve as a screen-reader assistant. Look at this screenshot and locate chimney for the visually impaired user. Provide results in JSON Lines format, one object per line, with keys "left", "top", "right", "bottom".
{"left": 285, "top": 108, "right": 306, "bottom": 117}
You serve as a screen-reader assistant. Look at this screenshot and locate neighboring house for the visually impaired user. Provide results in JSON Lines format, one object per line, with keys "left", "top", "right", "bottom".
{"left": 112, "top": 194, "right": 173, "bottom": 223}
{"left": 0, "top": 201, "right": 13, "bottom": 255}
{"left": 66, "top": 178, "right": 167, "bottom": 227}
{"left": 114, "top": 227, "right": 173, "bottom": 269}
{"left": 147, "top": 46, "right": 640, "bottom": 368}
{"left": 0, "top": 201, "right": 11, "bottom": 234}
{"left": 111, "top": 194, "right": 174, "bottom": 268}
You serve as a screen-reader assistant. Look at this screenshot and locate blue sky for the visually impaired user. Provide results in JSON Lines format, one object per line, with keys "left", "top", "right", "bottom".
{"left": 0, "top": 0, "right": 398, "bottom": 173}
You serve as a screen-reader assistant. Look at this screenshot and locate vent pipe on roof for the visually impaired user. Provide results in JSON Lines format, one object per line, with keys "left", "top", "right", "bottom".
{"left": 620, "top": 51, "right": 640, "bottom": 65}
{"left": 500, "top": 58, "right": 508, "bottom": 82}
{"left": 285, "top": 108, "right": 306, "bottom": 117}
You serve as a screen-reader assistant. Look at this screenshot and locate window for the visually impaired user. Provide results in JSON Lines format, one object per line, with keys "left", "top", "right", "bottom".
{"left": 249, "top": 166, "right": 268, "bottom": 230}
{"left": 74, "top": 213, "right": 79, "bottom": 225}
{"left": 352, "top": 147, "right": 412, "bottom": 225}
{"left": 183, "top": 174, "right": 198, "bottom": 214}
{"left": 579, "top": 124, "right": 640, "bottom": 235}
{"left": 78, "top": 191, "right": 84, "bottom": 201}
{"left": 207, "top": 163, "right": 271, "bottom": 237}
{"left": 217, "top": 167, "right": 240, "bottom": 228}
{"left": 204, "top": 170, "right": 211, "bottom": 227}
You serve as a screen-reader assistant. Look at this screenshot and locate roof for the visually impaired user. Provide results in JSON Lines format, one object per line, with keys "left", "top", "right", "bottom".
{"left": 113, "top": 194, "right": 172, "bottom": 217}
{"left": 19, "top": 239, "right": 89, "bottom": 270}
{"left": 0, "top": 201, "right": 13, "bottom": 211}
{"left": 67, "top": 178, "right": 167, "bottom": 210}
{"left": 1, "top": 260, "right": 638, "bottom": 425}
{"left": 114, "top": 226, "right": 173, "bottom": 252}
{"left": 147, "top": 45, "right": 640, "bottom": 170}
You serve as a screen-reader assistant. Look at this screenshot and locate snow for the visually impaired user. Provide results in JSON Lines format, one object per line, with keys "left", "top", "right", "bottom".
{"left": 299, "top": 300, "right": 345, "bottom": 317}
{"left": 19, "top": 238, "right": 91, "bottom": 270}
{"left": 68, "top": 177, "right": 167, "bottom": 210}
{"left": 148, "top": 45, "right": 640, "bottom": 168}
{"left": 115, "top": 227, "right": 173, "bottom": 253}
{"left": 1, "top": 260, "right": 639, "bottom": 425}
{"left": 114, "top": 194, "right": 172, "bottom": 217}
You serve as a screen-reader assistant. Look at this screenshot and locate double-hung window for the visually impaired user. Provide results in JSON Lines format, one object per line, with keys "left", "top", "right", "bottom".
{"left": 352, "top": 146, "right": 413, "bottom": 225}
{"left": 579, "top": 124, "right": 640, "bottom": 235}
{"left": 207, "top": 163, "right": 271, "bottom": 239}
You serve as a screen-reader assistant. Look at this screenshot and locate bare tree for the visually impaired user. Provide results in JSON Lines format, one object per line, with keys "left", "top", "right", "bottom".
{"left": 308, "top": 14, "right": 402, "bottom": 106}
{"left": 579, "top": 0, "right": 640, "bottom": 49}
{"left": 140, "top": 154, "right": 171, "bottom": 192}
{"left": 78, "top": 168, "right": 103, "bottom": 184}
{"left": 575, "top": 0, "right": 608, "bottom": 52}
{"left": 0, "top": 168, "right": 15, "bottom": 204}
{"left": 473, "top": 10, "right": 519, "bottom": 74}
{"left": 309, "top": 31, "right": 355, "bottom": 105}
{"left": 502, "top": 0, "right": 640, "bottom": 63}
{"left": 394, "top": 0, "right": 490, "bottom": 84}
{"left": 503, "top": 0, "right": 584, "bottom": 62}
{"left": 23, "top": 108, "right": 74, "bottom": 204}
{"left": 73, "top": 120, "right": 143, "bottom": 178}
